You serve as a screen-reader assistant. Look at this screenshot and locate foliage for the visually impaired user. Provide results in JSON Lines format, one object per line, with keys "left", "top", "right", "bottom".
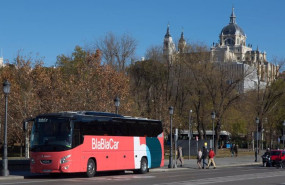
{"left": 0, "top": 46, "right": 130, "bottom": 145}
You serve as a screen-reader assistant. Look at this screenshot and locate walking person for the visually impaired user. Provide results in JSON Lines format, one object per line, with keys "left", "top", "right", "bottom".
{"left": 234, "top": 144, "right": 238, "bottom": 157}
{"left": 177, "top": 146, "right": 184, "bottom": 167}
{"left": 206, "top": 148, "right": 216, "bottom": 169}
{"left": 230, "top": 144, "right": 235, "bottom": 157}
{"left": 202, "top": 146, "right": 208, "bottom": 169}
{"left": 197, "top": 148, "right": 202, "bottom": 169}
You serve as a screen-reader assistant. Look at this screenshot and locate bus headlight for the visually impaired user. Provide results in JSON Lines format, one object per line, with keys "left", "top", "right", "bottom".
{"left": 60, "top": 155, "right": 71, "bottom": 164}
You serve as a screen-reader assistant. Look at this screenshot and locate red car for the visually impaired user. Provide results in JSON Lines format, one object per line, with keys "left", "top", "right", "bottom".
{"left": 270, "top": 150, "right": 285, "bottom": 166}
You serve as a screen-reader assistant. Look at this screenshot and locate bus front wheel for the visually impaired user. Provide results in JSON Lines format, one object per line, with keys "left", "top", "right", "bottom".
{"left": 86, "top": 159, "right": 96, "bottom": 177}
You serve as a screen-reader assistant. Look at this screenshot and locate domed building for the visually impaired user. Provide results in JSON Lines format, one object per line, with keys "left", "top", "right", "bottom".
{"left": 162, "top": 8, "right": 279, "bottom": 92}
{"left": 211, "top": 8, "right": 249, "bottom": 62}
{"left": 210, "top": 8, "right": 278, "bottom": 87}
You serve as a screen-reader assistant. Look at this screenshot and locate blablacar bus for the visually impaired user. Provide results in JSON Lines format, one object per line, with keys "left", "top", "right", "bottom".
{"left": 24, "top": 111, "right": 164, "bottom": 177}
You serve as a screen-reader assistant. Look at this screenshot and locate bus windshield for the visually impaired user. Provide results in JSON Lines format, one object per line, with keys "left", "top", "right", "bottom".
{"left": 30, "top": 117, "right": 72, "bottom": 152}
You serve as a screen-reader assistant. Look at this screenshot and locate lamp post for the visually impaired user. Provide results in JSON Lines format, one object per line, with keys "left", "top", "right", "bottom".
{"left": 114, "top": 96, "right": 120, "bottom": 114}
{"left": 211, "top": 111, "right": 216, "bottom": 150}
{"left": 168, "top": 106, "right": 174, "bottom": 168}
{"left": 189, "top": 110, "right": 192, "bottom": 160}
{"left": 255, "top": 117, "right": 259, "bottom": 162}
{"left": 2, "top": 80, "right": 10, "bottom": 176}
{"left": 283, "top": 120, "right": 285, "bottom": 147}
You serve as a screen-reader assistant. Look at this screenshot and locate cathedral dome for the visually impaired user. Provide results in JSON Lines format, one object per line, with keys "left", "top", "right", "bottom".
{"left": 220, "top": 8, "right": 245, "bottom": 36}
{"left": 221, "top": 23, "right": 245, "bottom": 36}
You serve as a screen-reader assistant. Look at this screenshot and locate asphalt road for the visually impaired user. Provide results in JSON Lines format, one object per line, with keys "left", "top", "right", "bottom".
{"left": 0, "top": 166, "right": 285, "bottom": 185}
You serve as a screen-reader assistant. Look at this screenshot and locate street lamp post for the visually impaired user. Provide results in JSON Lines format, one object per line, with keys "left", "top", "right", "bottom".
{"left": 283, "top": 120, "right": 285, "bottom": 147}
{"left": 114, "top": 96, "right": 120, "bottom": 114}
{"left": 168, "top": 106, "right": 174, "bottom": 168}
{"left": 189, "top": 110, "right": 192, "bottom": 160}
{"left": 211, "top": 111, "right": 216, "bottom": 150}
{"left": 255, "top": 117, "right": 259, "bottom": 162}
{"left": 2, "top": 80, "right": 10, "bottom": 176}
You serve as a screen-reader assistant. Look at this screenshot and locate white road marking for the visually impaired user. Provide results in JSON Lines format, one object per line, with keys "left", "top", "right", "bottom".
{"left": 153, "top": 171, "right": 285, "bottom": 185}
{"left": 0, "top": 175, "right": 155, "bottom": 185}
{"left": 0, "top": 179, "right": 61, "bottom": 185}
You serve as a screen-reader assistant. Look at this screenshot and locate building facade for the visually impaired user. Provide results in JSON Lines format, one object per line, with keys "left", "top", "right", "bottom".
{"left": 210, "top": 8, "right": 278, "bottom": 85}
{"left": 163, "top": 8, "right": 279, "bottom": 92}
{"left": 0, "top": 57, "right": 3, "bottom": 67}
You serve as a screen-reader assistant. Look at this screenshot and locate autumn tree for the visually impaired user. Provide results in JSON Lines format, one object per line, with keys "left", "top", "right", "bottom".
{"left": 0, "top": 46, "right": 131, "bottom": 150}
{"left": 55, "top": 46, "right": 131, "bottom": 113}
{"left": 0, "top": 53, "right": 45, "bottom": 146}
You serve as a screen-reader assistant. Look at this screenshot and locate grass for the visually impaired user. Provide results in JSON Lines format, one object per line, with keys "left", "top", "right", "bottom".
{"left": 165, "top": 147, "right": 255, "bottom": 159}
{"left": 215, "top": 148, "right": 254, "bottom": 158}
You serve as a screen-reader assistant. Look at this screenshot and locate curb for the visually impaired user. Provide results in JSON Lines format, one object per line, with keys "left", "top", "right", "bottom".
{"left": 0, "top": 175, "right": 24, "bottom": 181}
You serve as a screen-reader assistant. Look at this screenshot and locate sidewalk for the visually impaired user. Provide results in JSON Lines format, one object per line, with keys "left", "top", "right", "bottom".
{"left": 151, "top": 155, "right": 262, "bottom": 172}
{"left": 0, "top": 155, "right": 263, "bottom": 180}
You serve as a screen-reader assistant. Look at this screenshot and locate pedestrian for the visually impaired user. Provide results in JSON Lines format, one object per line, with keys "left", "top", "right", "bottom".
{"left": 177, "top": 146, "right": 184, "bottom": 167}
{"left": 230, "top": 144, "right": 235, "bottom": 157}
{"left": 197, "top": 148, "right": 202, "bottom": 169}
{"left": 206, "top": 148, "right": 216, "bottom": 169}
{"left": 202, "top": 146, "right": 208, "bottom": 169}
{"left": 234, "top": 144, "right": 238, "bottom": 157}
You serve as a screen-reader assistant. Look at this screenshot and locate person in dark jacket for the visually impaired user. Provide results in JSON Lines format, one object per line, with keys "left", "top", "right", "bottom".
{"left": 234, "top": 144, "right": 238, "bottom": 157}
{"left": 202, "top": 146, "right": 208, "bottom": 169}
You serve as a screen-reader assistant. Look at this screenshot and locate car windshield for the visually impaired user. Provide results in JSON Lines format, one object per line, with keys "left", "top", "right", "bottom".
{"left": 271, "top": 151, "right": 281, "bottom": 156}
{"left": 30, "top": 117, "right": 72, "bottom": 152}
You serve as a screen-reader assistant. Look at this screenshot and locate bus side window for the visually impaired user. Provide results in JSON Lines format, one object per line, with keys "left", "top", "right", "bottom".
{"left": 112, "top": 122, "right": 123, "bottom": 136}
{"left": 128, "top": 121, "right": 141, "bottom": 137}
{"left": 73, "top": 121, "right": 83, "bottom": 147}
{"left": 73, "top": 129, "right": 81, "bottom": 147}
{"left": 138, "top": 122, "right": 147, "bottom": 137}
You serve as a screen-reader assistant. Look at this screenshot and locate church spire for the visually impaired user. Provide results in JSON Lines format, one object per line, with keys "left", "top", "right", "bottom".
{"left": 178, "top": 28, "right": 186, "bottom": 53}
{"left": 230, "top": 7, "right": 236, "bottom": 24}
{"left": 180, "top": 29, "right": 185, "bottom": 41}
{"left": 165, "top": 24, "right": 171, "bottom": 37}
{"left": 163, "top": 24, "right": 176, "bottom": 58}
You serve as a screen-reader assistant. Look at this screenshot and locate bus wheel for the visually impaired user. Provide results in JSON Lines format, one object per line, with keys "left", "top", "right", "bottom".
{"left": 138, "top": 157, "right": 148, "bottom": 174}
{"left": 86, "top": 159, "right": 96, "bottom": 177}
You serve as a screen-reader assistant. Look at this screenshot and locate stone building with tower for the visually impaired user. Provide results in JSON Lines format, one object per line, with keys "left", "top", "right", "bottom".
{"left": 0, "top": 57, "right": 3, "bottom": 67}
{"left": 162, "top": 8, "right": 279, "bottom": 92}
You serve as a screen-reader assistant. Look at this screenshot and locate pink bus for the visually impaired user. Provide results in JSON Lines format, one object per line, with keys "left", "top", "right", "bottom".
{"left": 25, "top": 111, "right": 164, "bottom": 177}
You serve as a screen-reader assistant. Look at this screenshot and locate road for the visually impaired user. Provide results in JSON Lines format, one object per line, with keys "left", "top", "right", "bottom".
{"left": 0, "top": 166, "right": 285, "bottom": 185}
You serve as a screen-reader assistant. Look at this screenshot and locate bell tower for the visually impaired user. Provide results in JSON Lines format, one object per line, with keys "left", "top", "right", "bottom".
{"left": 163, "top": 24, "right": 176, "bottom": 59}
{"left": 178, "top": 30, "right": 186, "bottom": 53}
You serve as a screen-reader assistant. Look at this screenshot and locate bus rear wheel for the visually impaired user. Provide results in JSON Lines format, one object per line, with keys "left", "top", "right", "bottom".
{"left": 135, "top": 157, "right": 148, "bottom": 174}
{"left": 86, "top": 159, "right": 96, "bottom": 177}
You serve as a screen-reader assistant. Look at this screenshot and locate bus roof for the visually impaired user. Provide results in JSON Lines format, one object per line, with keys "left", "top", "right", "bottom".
{"left": 35, "top": 111, "right": 161, "bottom": 122}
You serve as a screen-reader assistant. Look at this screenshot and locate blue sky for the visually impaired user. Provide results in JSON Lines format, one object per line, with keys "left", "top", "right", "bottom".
{"left": 0, "top": 0, "right": 284, "bottom": 66}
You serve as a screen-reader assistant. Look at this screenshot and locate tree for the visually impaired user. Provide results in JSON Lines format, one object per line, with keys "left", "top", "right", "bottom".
{"left": 95, "top": 32, "right": 137, "bottom": 72}
{"left": 56, "top": 46, "right": 131, "bottom": 113}
{"left": 128, "top": 59, "right": 168, "bottom": 120}
{"left": 0, "top": 47, "right": 131, "bottom": 150}
{"left": 247, "top": 58, "right": 285, "bottom": 149}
